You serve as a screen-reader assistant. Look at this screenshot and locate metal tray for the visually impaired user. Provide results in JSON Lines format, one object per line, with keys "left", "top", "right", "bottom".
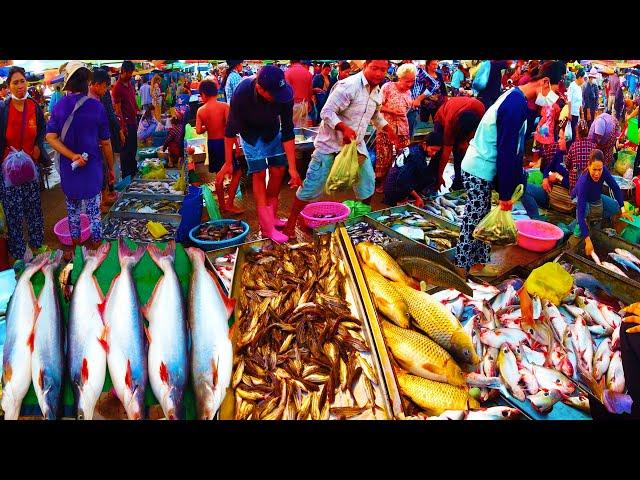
{"left": 101, "top": 212, "right": 180, "bottom": 243}
{"left": 133, "top": 168, "right": 182, "bottom": 182}
{"left": 367, "top": 204, "right": 459, "bottom": 259}
{"left": 218, "top": 233, "right": 394, "bottom": 420}
{"left": 110, "top": 197, "right": 183, "bottom": 223}
{"left": 570, "top": 229, "right": 640, "bottom": 291}
{"left": 122, "top": 180, "right": 186, "bottom": 199}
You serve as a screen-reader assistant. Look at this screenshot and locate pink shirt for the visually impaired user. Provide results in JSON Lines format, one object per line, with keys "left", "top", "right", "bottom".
{"left": 285, "top": 63, "right": 313, "bottom": 104}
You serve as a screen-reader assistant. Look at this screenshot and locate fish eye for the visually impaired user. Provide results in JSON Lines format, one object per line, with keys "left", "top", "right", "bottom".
{"left": 544, "top": 392, "right": 549, "bottom": 397}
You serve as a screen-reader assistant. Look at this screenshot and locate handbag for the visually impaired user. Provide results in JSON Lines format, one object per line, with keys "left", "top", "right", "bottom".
{"left": 53, "top": 96, "right": 89, "bottom": 173}
{"left": 548, "top": 185, "right": 575, "bottom": 213}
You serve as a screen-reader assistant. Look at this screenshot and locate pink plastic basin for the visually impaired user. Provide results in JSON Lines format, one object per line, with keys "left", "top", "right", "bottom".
{"left": 515, "top": 219, "right": 564, "bottom": 252}
{"left": 53, "top": 214, "right": 91, "bottom": 246}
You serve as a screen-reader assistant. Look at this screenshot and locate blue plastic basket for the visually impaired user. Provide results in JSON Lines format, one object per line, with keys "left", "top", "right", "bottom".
{"left": 188, "top": 219, "right": 250, "bottom": 251}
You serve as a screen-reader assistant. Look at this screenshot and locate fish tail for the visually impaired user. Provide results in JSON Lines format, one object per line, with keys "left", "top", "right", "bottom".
{"left": 118, "top": 238, "right": 145, "bottom": 266}
{"left": 185, "top": 246, "right": 205, "bottom": 266}
{"left": 42, "top": 249, "right": 64, "bottom": 274}
{"left": 83, "top": 242, "right": 111, "bottom": 268}
{"left": 147, "top": 240, "right": 176, "bottom": 268}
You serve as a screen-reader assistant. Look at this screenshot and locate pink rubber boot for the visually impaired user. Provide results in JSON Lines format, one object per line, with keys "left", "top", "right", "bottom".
{"left": 268, "top": 197, "right": 287, "bottom": 228}
{"left": 257, "top": 205, "right": 288, "bottom": 244}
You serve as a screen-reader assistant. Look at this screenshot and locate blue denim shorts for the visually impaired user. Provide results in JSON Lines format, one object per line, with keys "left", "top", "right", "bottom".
{"left": 296, "top": 149, "right": 375, "bottom": 202}
{"left": 240, "top": 134, "right": 287, "bottom": 174}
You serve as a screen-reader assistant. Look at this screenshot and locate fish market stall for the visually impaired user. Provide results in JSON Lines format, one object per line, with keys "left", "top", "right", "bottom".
{"left": 209, "top": 232, "right": 395, "bottom": 420}
{"left": 418, "top": 191, "right": 468, "bottom": 226}
{"left": 123, "top": 180, "right": 186, "bottom": 199}
{"left": 367, "top": 205, "right": 459, "bottom": 258}
{"left": 101, "top": 214, "right": 179, "bottom": 243}
{"left": 111, "top": 197, "right": 183, "bottom": 222}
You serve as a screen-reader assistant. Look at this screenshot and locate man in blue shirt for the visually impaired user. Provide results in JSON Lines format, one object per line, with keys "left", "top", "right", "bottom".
{"left": 224, "top": 66, "right": 302, "bottom": 243}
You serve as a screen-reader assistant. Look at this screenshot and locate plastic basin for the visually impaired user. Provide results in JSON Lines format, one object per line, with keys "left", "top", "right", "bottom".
{"left": 188, "top": 219, "right": 249, "bottom": 252}
{"left": 53, "top": 214, "right": 91, "bottom": 246}
{"left": 300, "top": 202, "right": 351, "bottom": 229}
{"left": 515, "top": 219, "right": 564, "bottom": 253}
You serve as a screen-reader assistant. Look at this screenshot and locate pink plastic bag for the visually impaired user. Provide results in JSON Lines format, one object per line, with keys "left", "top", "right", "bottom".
{"left": 2, "top": 147, "right": 37, "bottom": 188}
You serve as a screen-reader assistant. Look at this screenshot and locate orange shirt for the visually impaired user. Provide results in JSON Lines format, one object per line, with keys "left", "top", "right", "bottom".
{"left": 196, "top": 99, "right": 229, "bottom": 140}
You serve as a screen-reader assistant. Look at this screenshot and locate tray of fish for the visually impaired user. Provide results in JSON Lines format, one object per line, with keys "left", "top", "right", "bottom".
{"left": 123, "top": 180, "right": 185, "bottom": 198}
{"left": 341, "top": 235, "right": 525, "bottom": 420}
{"left": 367, "top": 205, "right": 459, "bottom": 256}
{"left": 205, "top": 248, "right": 241, "bottom": 295}
{"left": 101, "top": 214, "right": 178, "bottom": 243}
{"left": 217, "top": 232, "right": 394, "bottom": 420}
{"left": 418, "top": 192, "right": 468, "bottom": 226}
{"left": 134, "top": 168, "right": 182, "bottom": 182}
{"left": 344, "top": 216, "right": 402, "bottom": 248}
{"left": 570, "top": 229, "right": 640, "bottom": 290}
{"left": 111, "top": 197, "right": 182, "bottom": 222}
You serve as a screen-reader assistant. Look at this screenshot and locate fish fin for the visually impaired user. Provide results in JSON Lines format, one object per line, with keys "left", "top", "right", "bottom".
{"left": 3, "top": 362, "right": 12, "bottom": 383}
{"left": 125, "top": 360, "right": 133, "bottom": 390}
{"left": 27, "top": 304, "right": 40, "bottom": 351}
{"left": 84, "top": 242, "right": 111, "bottom": 266}
{"left": 98, "top": 325, "right": 110, "bottom": 353}
{"left": 208, "top": 270, "right": 236, "bottom": 317}
{"left": 142, "top": 275, "right": 164, "bottom": 319}
{"left": 211, "top": 357, "right": 219, "bottom": 390}
{"left": 185, "top": 246, "right": 205, "bottom": 266}
{"left": 228, "top": 321, "right": 238, "bottom": 341}
{"left": 147, "top": 240, "right": 176, "bottom": 268}
{"left": 38, "top": 368, "right": 45, "bottom": 391}
{"left": 81, "top": 358, "right": 89, "bottom": 385}
{"left": 97, "top": 297, "right": 107, "bottom": 320}
{"left": 160, "top": 362, "right": 169, "bottom": 384}
{"left": 102, "top": 273, "right": 121, "bottom": 308}
{"left": 118, "top": 238, "right": 145, "bottom": 265}
{"left": 144, "top": 325, "right": 152, "bottom": 344}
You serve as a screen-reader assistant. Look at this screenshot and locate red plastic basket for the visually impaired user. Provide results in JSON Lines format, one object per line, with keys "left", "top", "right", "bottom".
{"left": 300, "top": 202, "right": 351, "bottom": 229}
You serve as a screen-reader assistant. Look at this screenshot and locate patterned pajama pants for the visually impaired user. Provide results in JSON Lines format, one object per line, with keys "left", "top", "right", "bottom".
{"left": 375, "top": 132, "right": 410, "bottom": 180}
{"left": 454, "top": 171, "right": 493, "bottom": 270}
{"left": 0, "top": 175, "right": 44, "bottom": 260}
{"left": 66, "top": 192, "right": 102, "bottom": 242}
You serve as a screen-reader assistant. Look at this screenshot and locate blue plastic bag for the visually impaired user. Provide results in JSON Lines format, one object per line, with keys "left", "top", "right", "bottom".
{"left": 176, "top": 185, "right": 203, "bottom": 242}
{"left": 472, "top": 61, "right": 491, "bottom": 93}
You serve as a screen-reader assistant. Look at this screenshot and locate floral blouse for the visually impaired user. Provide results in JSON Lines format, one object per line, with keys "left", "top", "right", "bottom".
{"left": 380, "top": 81, "right": 412, "bottom": 137}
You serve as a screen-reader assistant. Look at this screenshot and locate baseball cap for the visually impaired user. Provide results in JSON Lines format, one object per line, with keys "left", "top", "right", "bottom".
{"left": 257, "top": 65, "right": 293, "bottom": 103}
{"left": 62, "top": 61, "right": 90, "bottom": 90}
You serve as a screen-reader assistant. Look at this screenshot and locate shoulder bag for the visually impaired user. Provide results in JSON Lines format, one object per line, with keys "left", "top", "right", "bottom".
{"left": 52, "top": 96, "right": 89, "bottom": 173}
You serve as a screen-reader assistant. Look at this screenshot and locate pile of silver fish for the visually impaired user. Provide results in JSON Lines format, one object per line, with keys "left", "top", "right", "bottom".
{"left": 346, "top": 221, "right": 401, "bottom": 247}
{"left": 231, "top": 234, "right": 385, "bottom": 420}
{"left": 419, "top": 194, "right": 466, "bottom": 225}
{"left": 589, "top": 248, "right": 640, "bottom": 281}
{"left": 373, "top": 210, "right": 458, "bottom": 252}
{"left": 113, "top": 198, "right": 182, "bottom": 215}
{"left": 125, "top": 180, "right": 183, "bottom": 195}
{"left": 430, "top": 268, "right": 632, "bottom": 417}
{"left": 212, "top": 252, "right": 237, "bottom": 292}
{"left": 2, "top": 239, "right": 236, "bottom": 420}
{"left": 102, "top": 217, "right": 176, "bottom": 243}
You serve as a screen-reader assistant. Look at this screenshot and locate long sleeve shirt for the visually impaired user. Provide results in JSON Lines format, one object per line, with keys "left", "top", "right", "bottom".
{"left": 313, "top": 71, "right": 388, "bottom": 156}
{"left": 224, "top": 77, "right": 294, "bottom": 145}
{"left": 383, "top": 144, "right": 432, "bottom": 204}
{"left": 573, "top": 166, "right": 624, "bottom": 237}
{"left": 542, "top": 147, "right": 570, "bottom": 189}
{"left": 224, "top": 70, "right": 243, "bottom": 105}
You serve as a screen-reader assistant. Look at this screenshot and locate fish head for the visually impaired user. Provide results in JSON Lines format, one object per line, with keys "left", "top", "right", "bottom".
{"left": 195, "top": 381, "right": 217, "bottom": 420}
{"left": 1, "top": 385, "right": 21, "bottom": 420}
{"left": 75, "top": 380, "right": 102, "bottom": 420}
{"left": 123, "top": 384, "right": 145, "bottom": 420}
{"left": 528, "top": 389, "right": 563, "bottom": 413}
{"left": 451, "top": 329, "right": 481, "bottom": 365}
{"left": 39, "top": 377, "right": 62, "bottom": 420}
{"left": 161, "top": 386, "right": 184, "bottom": 420}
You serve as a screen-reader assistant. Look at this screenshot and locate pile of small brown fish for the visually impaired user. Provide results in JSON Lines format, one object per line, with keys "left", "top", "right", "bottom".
{"left": 113, "top": 198, "right": 182, "bottom": 215}
{"left": 231, "top": 234, "right": 385, "bottom": 420}
{"left": 102, "top": 217, "right": 176, "bottom": 242}
{"left": 194, "top": 222, "right": 245, "bottom": 242}
{"left": 125, "top": 181, "right": 183, "bottom": 195}
{"left": 346, "top": 221, "right": 401, "bottom": 247}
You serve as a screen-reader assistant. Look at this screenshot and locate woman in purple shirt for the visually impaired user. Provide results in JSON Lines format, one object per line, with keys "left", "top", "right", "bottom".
{"left": 46, "top": 62, "right": 113, "bottom": 257}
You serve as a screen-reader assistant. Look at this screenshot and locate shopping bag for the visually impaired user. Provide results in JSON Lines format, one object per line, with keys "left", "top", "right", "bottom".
{"left": 472, "top": 184, "right": 524, "bottom": 245}
{"left": 524, "top": 262, "right": 574, "bottom": 306}
{"left": 324, "top": 141, "right": 360, "bottom": 195}
{"left": 176, "top": 186, "right": 203, "bottom": 242}
{"left": 2, "top": 147, "right": 38, "bottom": 188}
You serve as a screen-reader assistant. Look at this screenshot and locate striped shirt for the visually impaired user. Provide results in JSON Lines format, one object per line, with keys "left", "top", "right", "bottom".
{"left": 314, "top": 71, "right": 388, "bottom": 156}
{"left": 411, "top": 67, "right": 428, "bottom": 101}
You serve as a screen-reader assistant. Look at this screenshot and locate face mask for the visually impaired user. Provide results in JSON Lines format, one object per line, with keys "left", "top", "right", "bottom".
{"left": 535, "top": 88, "right": 559, "bottom": 107}
{"left": 10, "top": 92, "right": 28, "bottom": 101}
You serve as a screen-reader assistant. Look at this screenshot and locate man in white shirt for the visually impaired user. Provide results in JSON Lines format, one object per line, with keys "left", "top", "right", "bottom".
{"left": 283, "top": 60, "right": 401, "bottom": 238}
{"left": 139, "top": 77, "right": 152, "bottom": 111}
{"left": 567, "top": 68, "right": 585, "bottom": 146}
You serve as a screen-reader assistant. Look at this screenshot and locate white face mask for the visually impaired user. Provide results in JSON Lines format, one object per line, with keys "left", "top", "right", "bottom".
{"left": 535, "top": 88, "right": 559, "bottom": 107}
{"left": 10, "top": 92, "right": 28, "bottom": 101}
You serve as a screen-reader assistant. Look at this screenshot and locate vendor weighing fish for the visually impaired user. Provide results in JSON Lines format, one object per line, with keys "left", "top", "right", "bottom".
{"left": 144, "top": 242, "right": 189, "bottom": 420}
{"left": 32, "top": 251, "right": 64, "bottom": 420}
{"left": 2, "top": 253, "right": 49, "bottom": 420}
{"left": 103, "top": 240, "right": 148, "bottom": 420}
{"left": 68, "top": 244, "right": 111, "bottom": 420}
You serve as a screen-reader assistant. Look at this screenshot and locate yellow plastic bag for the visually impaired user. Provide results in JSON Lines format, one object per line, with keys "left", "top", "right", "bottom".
{"left": 524, "top": 262, "right": 574, "bottom": 306}
{"left": 173, "top": 167, "right": 186, "bottom": 193}
{"left": 142, "top": 165, "right": 167, "bottom": 179}
{"left": 473, "top": 184, "right": 524, "bottom": 245}
{"left": 147, "top": 221, "right": 169, "bottom": 239}
{"left": 324, "top": 141, "right": 360, "bottom": 195}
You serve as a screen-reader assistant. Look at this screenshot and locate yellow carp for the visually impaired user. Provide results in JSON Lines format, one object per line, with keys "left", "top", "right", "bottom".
{"left": 356, "top": 242, "right": 419, "bottom": 288}
{"left": 362, "top": 265, "right": 410, "bottom": 328}
{"left": 397, "top": 372, "right": 479, "bottom": 415}
{"left": 395, "top": 283, "right": 480, "bottom": 365}
{"left": 382, "top": 321, "right": 465, "bottom": 386}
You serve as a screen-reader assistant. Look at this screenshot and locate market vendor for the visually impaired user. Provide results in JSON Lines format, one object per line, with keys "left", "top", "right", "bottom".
{"left": 427, "top": 96, "right": 485, "bottom": 192}
{"left": 570, "top": 149, "right": 632, "bottom": 257}
{"left": 284, "top": 60, "right": 401, "bottom": 239}
{"left": 382, "top": 134, "right": 440, "bottom": 207}
{"left": 137, "top": 106, "right": 159, "bottom": 145}
{"left": 588, "top": 112, "right": 620, "bottom": 169}
{"left": 223, "top": 65, "right": 302, "bottom": 244}
{"left": 454, "top": 61, "right": 560, "bottom": 278}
